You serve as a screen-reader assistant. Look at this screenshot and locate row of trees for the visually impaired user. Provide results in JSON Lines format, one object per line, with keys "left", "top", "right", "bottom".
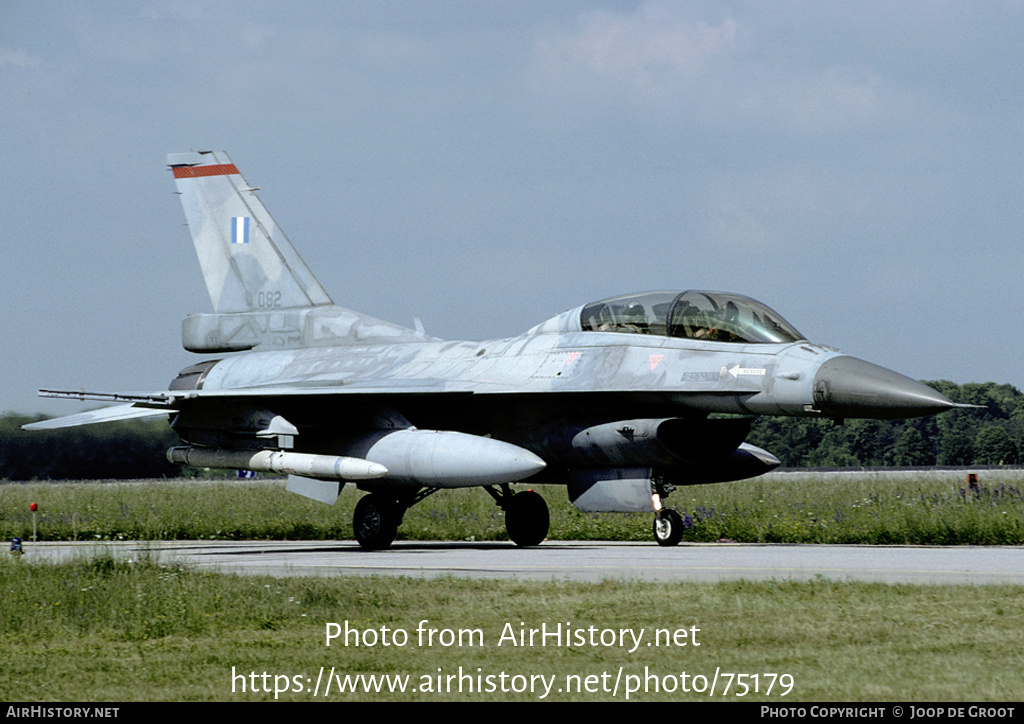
{"left": 0, "top": 415, "right": 181, "bottom": 480}
{"left": 2, "top": 381, "right": 1022, "bottom": 479}
{"left": 747, "top": 381, "right": 1024, "bottom": 467}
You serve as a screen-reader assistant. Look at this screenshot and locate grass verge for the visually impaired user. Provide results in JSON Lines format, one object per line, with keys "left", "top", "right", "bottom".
{"left": 2, "top": 555, "right": 1022, "bottom": 702}
{"left": 1, "top": 471, "right": 1022, "bottom": 545}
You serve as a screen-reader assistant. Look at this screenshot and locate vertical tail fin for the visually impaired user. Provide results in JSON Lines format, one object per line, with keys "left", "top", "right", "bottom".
{"left": 167, "top": 150, "right": 332, "bottom": 314}
{"left": 168, "top": 150, "right": 429, "bottom": 352}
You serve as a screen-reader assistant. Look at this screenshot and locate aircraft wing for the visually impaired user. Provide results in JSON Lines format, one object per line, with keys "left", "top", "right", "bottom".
{"left": 31, "top": 379, "right": 701, "bottom": 407}
{"left": 24, "top": 383, "right": 471, "bottom": 431}
{"left": 25, "top": 378, "right": 697, "bottom": 431}
{"left": 22, "top": 402, "right": 170, "bottom": 430}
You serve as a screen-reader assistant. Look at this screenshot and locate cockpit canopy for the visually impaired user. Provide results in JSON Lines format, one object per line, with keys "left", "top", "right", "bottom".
{"left": 580, "top": 290, "right": 805, "bottom": 344}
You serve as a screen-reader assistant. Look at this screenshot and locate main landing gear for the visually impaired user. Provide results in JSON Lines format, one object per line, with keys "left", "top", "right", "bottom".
{"left": 352, "top": 493, "right": 405, "bottom": 550}
{"left": 486, "top": 484, "right": 550, "bottom": 547}
{"left": 351, "top": 484, "right": 551, "bottom": 550}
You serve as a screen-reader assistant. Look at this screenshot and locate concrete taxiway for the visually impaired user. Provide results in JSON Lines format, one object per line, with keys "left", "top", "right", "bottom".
{"left": 16, "top": 540, "right": 1024, "bottom": 584}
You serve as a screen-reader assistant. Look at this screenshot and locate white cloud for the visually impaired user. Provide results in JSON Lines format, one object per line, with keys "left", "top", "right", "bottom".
{"left": 0, "top": 47, "right": 38, "bottom": 68}
{"left": 239, "top": 23, "right": 279, "bottom": 51}
{"left": 526, "top": 1, "right": 923, "bottom": 133}
{"left": 557, "top": 8, "right": 735, "bottom": 86}
{"left": 696, "top": 165, "right": 876, "bottom": 254}
{"left": 735, "top": 63, "right": 893, "bottom": 132}
{"left": 530, "top": 3, "right": 737, "bottom": 107}
{"left": 357, "top": 33, "right": 440, "bottom": 68}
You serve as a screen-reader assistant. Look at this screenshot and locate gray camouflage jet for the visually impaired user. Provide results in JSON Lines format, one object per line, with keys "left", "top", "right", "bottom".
{"left": 26, "top": 151, "right": 966, "bottom": 548}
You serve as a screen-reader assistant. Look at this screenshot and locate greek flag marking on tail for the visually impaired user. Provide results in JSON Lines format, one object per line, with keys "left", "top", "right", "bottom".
{"left": 231, "top": 216, "right": 250, "bottom": 244}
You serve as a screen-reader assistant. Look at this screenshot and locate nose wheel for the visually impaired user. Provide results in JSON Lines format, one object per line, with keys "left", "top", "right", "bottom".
{"left": 653, "top": 508, "right": 684, "bottom": 547}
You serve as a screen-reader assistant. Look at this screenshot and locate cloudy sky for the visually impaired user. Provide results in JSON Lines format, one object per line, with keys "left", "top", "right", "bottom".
{"left": 3, "top": 1, "right": 1023, "bottom": 417}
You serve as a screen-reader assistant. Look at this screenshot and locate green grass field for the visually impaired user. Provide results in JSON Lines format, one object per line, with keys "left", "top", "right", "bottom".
{"left": 2, "top": 472, "right": 1023, "bottom": 702}
{"left": 2, "top": 470, "right": 1022, "bottom": 545}
{"left": 2, "top": 556, "right": 1023, "bottom": 702}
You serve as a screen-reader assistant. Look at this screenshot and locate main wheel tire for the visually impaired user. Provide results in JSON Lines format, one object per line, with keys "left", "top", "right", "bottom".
{"left": 505, "top": 490, "right": 550, "bottom": 547}
{"left": 653, "top": 509, "right": 684, "bottom": 547}
{"left": 353, "top": 494, "right": 399, "bottom": 550}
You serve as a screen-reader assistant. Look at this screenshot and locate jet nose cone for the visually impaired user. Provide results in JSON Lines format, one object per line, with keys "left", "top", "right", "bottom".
{"left": 813, "top": 356, "right": 956, "bottom": 419}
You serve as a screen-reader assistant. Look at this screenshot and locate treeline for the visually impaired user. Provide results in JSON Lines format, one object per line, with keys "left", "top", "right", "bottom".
{"left": 747, "top": 381, "right": 1024, "bottom": 467}
{"left": 1, "top": 414, "right": 181, "bottom": 480}
{"left": 2, "top": 380, "right": 1022, "bottom": 479}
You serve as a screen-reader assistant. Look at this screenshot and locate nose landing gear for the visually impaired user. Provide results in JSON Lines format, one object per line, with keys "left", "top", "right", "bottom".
{"left": 653, "top": 508, "right": 684, "bottom": 546}
{"left": 652, "top": 484, "right": 684, "bottom": 546}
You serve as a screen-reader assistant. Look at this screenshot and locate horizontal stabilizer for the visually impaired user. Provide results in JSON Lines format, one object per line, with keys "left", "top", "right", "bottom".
{"left": 22, "top": 404, "right": 170, "bottom": 430}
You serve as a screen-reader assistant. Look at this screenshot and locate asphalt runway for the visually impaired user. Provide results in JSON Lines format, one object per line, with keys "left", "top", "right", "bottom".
{"left": 18, "top": 539, "right": 1024, "bottom": 584}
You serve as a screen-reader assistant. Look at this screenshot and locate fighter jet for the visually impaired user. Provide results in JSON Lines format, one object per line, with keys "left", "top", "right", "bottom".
{"left": 26, "top": 150, "right": 965, "bottom": 548}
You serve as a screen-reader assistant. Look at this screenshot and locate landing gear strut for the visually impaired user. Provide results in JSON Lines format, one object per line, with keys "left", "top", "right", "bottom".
{"left": 487, "top": 485, "right": 550, "bottom": 546}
